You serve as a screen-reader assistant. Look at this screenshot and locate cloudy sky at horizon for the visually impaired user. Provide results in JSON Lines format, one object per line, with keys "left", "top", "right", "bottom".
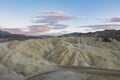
{"left": 0, "top": 0, "right": 120, "bottom": 36}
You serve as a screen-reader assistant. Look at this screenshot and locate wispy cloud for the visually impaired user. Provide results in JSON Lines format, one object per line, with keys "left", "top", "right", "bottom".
{"left": 80, "top": 24, "right": 120, "bottom": 30}
{"left": 34, "top": 15, "right": 72, "bottom": 24}
{"left": 105, "top": 17, "right": 120, "bottom": 22}
{"left": 40, "top": 11, "right": 65, "bottom": 15}
{"left": 1, "top": 28, "right": 36, "bottom": 35}
{"left": 110, "top": 17, "right": 120, "bottom": 22}
{"left": 2, "top": 28, "right": 25, "bottom": 34}
{"left": 1, "top": 25, "right": 51, "bottom": 36}
{"left": 33, "top": 10, "right": 86, "bottom": 29}
{"left": 0, "top": 24, "right": 67, "bottom": 36}
{"left": 29, "top": 25, "right": 50, "bottom": 32}
{"left": 0, "top": 11, "right": 87, "bottom": 36}
{"left": 48, "top": 24, "right": 68, "bottom": 29}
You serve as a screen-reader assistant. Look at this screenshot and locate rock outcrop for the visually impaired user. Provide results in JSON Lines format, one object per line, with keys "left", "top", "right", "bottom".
{"left": 0, "top": 36, "right": 120, "bottom": 78}
{"left": 0, "top": 63, "right": 24, "bottom": 80}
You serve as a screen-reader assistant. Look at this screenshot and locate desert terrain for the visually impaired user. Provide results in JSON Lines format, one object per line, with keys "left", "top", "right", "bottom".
{"left": 0, "top": 30, "right": 120, "bottom": 80}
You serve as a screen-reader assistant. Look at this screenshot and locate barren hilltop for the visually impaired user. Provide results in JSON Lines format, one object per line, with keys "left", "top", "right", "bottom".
{"left": 0, "top": 30, "right": 120, "bottom": 80}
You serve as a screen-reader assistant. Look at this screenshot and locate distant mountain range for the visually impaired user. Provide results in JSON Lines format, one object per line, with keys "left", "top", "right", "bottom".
{"left": 92, "top": 30, "right": 120, "bottom": 41}
{"left": 0, "top": 29, "right": 120, "bottom": 42}
{"left": 0, "top": 30, "right": 11, "bottom": 35}
{"left": 59, "top": 30, "right": 120, "bottom": 41}
{"left": 0, "top": 30, "right": 55, "bottom": 42}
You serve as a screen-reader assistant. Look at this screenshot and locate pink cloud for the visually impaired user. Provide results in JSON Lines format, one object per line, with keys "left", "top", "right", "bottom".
{"left": 0, "top": 11, "right": 86, "bottom": 36}
{"left": 29, "top": 25, "right": 50, "bottom": 32}
{"left": 2, "top": 28, "right": 25, "bottom": 34}
{"left": 1, "top": 25, "right": 50, "bottom": 36}
{"left": 40, "top": 11, "right": 65, "bottom": 15}
{"left": 110, "top": 17, "right": 120, "bottom": 22}
{"left": 35, "top": 15, "right": 72, "bottom": 24}
{"left": 33, "top": 10, "right": 85, "bottom": 31}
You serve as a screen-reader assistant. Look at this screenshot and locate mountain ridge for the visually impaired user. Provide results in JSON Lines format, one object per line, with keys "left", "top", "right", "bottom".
{"left": 0, "top": 29, "right": 120, "bottom": 42}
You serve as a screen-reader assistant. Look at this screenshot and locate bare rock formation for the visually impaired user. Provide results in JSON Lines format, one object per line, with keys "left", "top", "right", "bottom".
{"left": 0, "top": 63, "right": 24, "bottom": 80}
{"left": 0, "top": 36, "right": 120, "bottom": 78}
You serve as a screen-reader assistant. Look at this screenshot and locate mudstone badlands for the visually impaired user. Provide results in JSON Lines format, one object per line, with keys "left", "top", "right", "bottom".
{"left": 0, "top": 33, "right": 120, "bottom": 80}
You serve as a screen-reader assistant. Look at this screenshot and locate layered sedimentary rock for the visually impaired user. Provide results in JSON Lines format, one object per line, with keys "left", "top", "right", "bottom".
{"left": 0, "top": 40, "right": 55, "bottom": 76}
{"left": 0, "top": 36, "right": 120, "bottom": 77}
{"left": 0, "top": 63, "right": 24, "bottom": 80}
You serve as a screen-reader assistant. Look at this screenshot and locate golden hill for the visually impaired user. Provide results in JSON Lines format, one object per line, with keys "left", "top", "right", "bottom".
{"left": 0, "top": 36, "right": 120, "bottom": 77}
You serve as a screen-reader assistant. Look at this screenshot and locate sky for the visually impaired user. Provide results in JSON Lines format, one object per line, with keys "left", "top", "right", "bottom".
{"left": 0, "top": 0, "right": 120, "bottom": 36}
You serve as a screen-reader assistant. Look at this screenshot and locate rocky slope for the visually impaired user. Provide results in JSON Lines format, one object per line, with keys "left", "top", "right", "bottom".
{"left": 0, "top": 36, "right": 120, "bottom": 77}
{"left": 0, "top": 36, "right": 120, "bottom": 80}
{"left": 0, "top": 63, "right": 24, "bottom": 80}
